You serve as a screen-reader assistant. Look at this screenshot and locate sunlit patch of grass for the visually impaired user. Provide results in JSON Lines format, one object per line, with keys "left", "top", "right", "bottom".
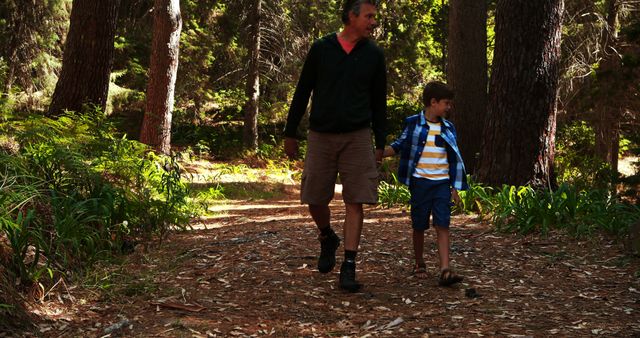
{"left": 182, "top": 159, "right": 298, "bottom": 204}
{"left": 220, "top": 182, "right": 287, "bottom": 200}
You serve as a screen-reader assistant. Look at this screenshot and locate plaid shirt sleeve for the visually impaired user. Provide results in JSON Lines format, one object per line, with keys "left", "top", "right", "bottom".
{"left": 443, "top": 122, "right": 468, "bottom": 191}
{"left": 390, "top": 123, "right": 410, "bottom": 154}
{"left": 390, "top": 122, "right": 414, "bottom": 185}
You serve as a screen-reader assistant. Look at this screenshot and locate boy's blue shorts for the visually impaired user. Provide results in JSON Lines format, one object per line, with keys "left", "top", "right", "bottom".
{"left": 409, "top": 177, "right": 451, "bottom": 231}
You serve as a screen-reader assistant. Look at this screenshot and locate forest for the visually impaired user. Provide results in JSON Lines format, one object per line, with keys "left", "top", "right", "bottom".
{"left": 1, "top": 0, "right": 639, "bottom": 336}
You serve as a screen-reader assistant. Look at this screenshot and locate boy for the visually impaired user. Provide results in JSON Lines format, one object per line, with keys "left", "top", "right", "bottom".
{"left": 382, "top": 81, "right": 468, "bottom": 286}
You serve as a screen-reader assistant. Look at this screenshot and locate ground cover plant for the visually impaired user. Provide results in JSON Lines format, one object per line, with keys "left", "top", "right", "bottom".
{"left": 0, "top": 110, "right": 195, "bottom": 318}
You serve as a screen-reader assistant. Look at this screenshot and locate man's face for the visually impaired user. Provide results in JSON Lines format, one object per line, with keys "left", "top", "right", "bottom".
{"left": 348, "top": 3, "right": 378, "bottom": 39}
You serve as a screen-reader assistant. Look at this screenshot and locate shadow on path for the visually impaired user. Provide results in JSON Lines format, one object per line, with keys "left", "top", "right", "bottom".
{"left": 33, "top": 187, "right": 640, "bottom": 337}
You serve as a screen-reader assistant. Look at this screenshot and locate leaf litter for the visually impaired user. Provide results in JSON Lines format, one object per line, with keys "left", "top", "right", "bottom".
{"left": 25, "top": 181, "right": 640, "bottom": 337}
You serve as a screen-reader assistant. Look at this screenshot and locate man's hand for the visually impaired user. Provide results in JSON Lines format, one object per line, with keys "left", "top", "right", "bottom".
{"left": 451, "top": 188, "right": 461, "bottom": 206}
{"left": 375, "top": 149, "right": 383, "bottom": 165}
{"left": 284, "top": 137, "right": 299, "bottom": 159}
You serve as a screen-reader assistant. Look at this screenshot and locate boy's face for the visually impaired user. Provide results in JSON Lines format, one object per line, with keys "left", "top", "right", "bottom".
{"left": 430, "top": 98, "right": 453, "bottom": 117}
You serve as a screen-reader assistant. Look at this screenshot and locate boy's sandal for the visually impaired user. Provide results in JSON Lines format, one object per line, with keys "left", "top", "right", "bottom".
{"left": 412, "top": 263, "right": 428, "bottom": 279}
{"left": 438, "top": 268, "right": 464, "bottom": 286}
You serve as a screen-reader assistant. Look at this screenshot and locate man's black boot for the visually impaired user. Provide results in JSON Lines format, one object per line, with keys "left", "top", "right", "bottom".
{"left": 339, "top": 261, "right": 362, "bottom": 292}
{"left": 317, "top": 230, "right": 340, "bottom": 273}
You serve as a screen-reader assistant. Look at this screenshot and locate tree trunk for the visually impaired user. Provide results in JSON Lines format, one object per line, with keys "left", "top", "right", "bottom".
{"left": 594, "top": 0, "right": 621, "bottom": 174}
{"left": 139, "top": 0, "right": 182, "bottom": 155}
{"left": 446, "top": 0, "right": 487, "bottom": 174}
{"left": 476, "top": 0, "right": 564, "bottom": 188}
{"left": 4, "top": 0, "right": 39, "bottom": 93}
{"left": 48, "top": 0, "right": 121, "bottom": 116}
{"left": 243, "top": 0, "right": 262, "bottom": 151}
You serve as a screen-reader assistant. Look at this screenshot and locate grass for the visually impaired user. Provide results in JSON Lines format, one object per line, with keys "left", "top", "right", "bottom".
{"left": 376, "top": 172, "right": 639, "bottom": 238}
{"left": 183, "top": 159, "right": 296, "bottom": 214}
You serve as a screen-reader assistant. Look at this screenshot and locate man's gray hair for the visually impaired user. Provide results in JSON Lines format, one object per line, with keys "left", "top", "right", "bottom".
{"left": 341, "top": 0, "right": 378, "bottom": 24}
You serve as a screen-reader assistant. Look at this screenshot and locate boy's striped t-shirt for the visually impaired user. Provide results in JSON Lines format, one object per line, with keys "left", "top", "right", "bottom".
{"left": 413, "top": 121, "right": 449, "bottom": 180}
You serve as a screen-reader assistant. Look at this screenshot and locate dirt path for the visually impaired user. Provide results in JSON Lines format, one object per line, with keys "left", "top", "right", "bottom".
{"left": 27, "top": 187, "right": 640, "bottom": 337}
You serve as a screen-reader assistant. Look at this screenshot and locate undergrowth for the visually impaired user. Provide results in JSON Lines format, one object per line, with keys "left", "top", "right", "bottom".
{"left": 0, "top": 109, "right": 195, "bottom": 292}
{"left": 377, "top": 174, "right": 639, "bottom": 238}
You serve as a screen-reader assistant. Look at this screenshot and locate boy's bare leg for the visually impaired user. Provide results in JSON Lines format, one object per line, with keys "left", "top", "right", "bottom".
{"left": 434, "top": 225, "right": 463, "bottom": 286}
{"left": 343, "top": 203, "right": 363, "bottom": 251}
{"left": 413, "top": 229, "right": 427, "bottom": 278}
{"left": 434, "top": 225, "right": 450, "bottom": 271}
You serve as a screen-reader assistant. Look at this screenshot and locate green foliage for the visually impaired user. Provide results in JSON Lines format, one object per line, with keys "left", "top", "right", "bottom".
{"left": 0, "top": 57, "right": 6, "bottom": 87}
{"left": 377, "top": 173, "right": 410, "bottom": 209}
{"left": 386, "top": 97, "right": 422, "bottom": 139}
{"left": 0, "top": 0, "right": 68, "bottom": 100}
{"left": 555, "top": 121, "right": 612, "bottom": 188}
{"left": 490, "top": 184, "right": 639, "bottom": 237}
{"left": 621, "top": 17, "right": 640, "bottom": 42}
{"left": 0, "top": 109, "right": 195, "bottom": 286}
{"left": 454, "top": 176, "right": 493, "bottom": 216}
{"left": 193, "top": 185, "right": 225, "bottom": 212}
{"left": 377, "top": 169, "right": 638, "bottom": 238}
{"left": 378, "top": 0, "right": 447, "bottom": 95}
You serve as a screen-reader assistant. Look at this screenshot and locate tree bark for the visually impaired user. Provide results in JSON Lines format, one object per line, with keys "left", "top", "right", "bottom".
{"left": 476, "top": 0, "right": 564, "bottom": 188}
{"left": 594, "top": 0, "right": 621, "bottom": 173}
{"left": 4, "top": 0, "right": 39, "bottom": 93}
{"left": 48, "top": 0, "right": 121, "bottom": 116}
{"left": 243, "top": 0, "right": 262, "bottom": 151}
{"left": 446, "top": 0, "right": 487, "bottom": 173}
{"left": 139, "top": 0, "right": 182, "bottom": 154}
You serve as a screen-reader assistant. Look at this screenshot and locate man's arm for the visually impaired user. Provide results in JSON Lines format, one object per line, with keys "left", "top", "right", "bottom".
{"left": 283, "top": 43, "right": 318, "bottom": 159}
{"left": 283, "top": 43, "right": 318, "bottom": 140}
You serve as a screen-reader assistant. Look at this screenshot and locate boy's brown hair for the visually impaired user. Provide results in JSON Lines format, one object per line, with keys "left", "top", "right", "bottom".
{"left": 422, "top": 81, "right": 454, "bottom": 107}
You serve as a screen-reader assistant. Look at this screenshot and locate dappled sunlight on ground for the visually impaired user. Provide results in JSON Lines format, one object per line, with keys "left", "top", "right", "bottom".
{"left": 620, "top": 156, "right": 639, "bottom": 177}
{"left": 24, "top": 170, "right": 640, "bottom": 337}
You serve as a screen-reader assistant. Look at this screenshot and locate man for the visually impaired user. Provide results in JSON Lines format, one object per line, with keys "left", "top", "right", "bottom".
{"left": 283, "top": 0, "right": 387, "bottom": 292}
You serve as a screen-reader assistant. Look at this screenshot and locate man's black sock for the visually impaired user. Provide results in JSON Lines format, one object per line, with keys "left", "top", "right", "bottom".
{"left": 344, "top": 250, "right": 357, "bottom": 264}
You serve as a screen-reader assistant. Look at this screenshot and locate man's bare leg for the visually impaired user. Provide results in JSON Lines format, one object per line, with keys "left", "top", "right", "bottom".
{"left": 309, "top": 204, "right": 331, "bottom": 230}
{"left": 343, "top": 203, "right": 364, "bottom": 251}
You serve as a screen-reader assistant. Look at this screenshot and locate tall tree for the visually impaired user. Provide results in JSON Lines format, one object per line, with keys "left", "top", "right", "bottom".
{"left": 48, "top": 0, "right": 121, "bottom": 116}
{"left": 446, "top": 0, "right": 487, "bottom": 173}
{"left": 243, "top": 0, "right": 262, "bottom": 151}
{"left": 477, "top": 0, "right": 564, "bottom": 187}
{"left": 594, "top": 0, "right": 622, "bottom": 173}
{"left": 1, "top": 0, "right": 67, "bottom": 94}
{"left": 140, "top": 0, "right": 182, "bottom": 154}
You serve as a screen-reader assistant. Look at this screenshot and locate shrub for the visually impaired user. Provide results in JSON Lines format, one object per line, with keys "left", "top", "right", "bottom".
{"left": 555, "top": 121, "right": 613, "bottom": 188}
{"left": 0, "top": 109, "right": 195, "bottom": 288}
{"left": 377, "top": 173, "right": 410, "bottom": 209}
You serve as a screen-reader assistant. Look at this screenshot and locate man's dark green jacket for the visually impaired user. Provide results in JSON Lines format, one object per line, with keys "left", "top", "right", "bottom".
{"left": 284, "top": 33, "right": 387, "bottom": 149}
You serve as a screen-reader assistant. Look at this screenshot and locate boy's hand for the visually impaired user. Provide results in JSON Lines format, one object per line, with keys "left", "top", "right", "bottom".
{"left": 451, "top": 188, "right": 461, "bottom": 205}
{"left": 382, "top": 146, "right": 396, "bottom": 158}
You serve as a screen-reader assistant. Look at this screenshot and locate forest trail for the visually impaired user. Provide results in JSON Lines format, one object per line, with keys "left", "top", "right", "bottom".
{"left": 28, "top": 182, "right": 640, "bottom": 337}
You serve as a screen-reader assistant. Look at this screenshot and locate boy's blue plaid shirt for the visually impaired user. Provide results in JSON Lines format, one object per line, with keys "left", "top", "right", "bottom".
{"left": 390, "top": 112, "right": 469, "bottom": 190}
